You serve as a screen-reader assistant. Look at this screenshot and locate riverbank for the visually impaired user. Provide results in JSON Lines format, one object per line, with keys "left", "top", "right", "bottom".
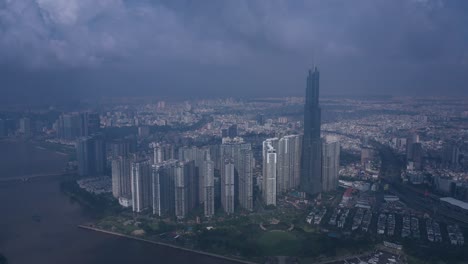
{"left": 0, "top": 172, "right": 73, "bottom": 182}
{"left": 0, "top": 175, "right": 240, "bottom": 264}
{"left": 0, "top": 140, "right": 69, "bottom": 179}
{"left": 78, "top": 224, "right": 256, "bottom": 264}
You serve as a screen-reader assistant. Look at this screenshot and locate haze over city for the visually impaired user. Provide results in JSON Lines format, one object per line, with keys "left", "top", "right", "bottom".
{"left": 2, "top": 0, "right": 468, "bottom": 104}
{"left": 1, "top": 1, "right": 468, "bottom": 264}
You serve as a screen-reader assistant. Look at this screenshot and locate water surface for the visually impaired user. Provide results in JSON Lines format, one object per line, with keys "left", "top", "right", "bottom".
{"left": 0, "top": 141, "right": 238, "bottom": 264}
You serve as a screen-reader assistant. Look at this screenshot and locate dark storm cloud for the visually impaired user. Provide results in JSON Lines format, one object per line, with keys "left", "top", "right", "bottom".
{"left": 1, "top": 0, "right": 468, "bottom": 102}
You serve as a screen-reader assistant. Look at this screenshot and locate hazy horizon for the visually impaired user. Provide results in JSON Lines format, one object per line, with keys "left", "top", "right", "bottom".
{"left": 1, "top": 0, "right": 468, "bottom": 103}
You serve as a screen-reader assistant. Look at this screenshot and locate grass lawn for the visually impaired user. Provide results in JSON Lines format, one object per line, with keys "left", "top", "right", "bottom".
{"left": 257, "top": 230, "right": 301, "bottom": 256}
{"left": 300, "top": 224, "right": 319, "bottom": 233}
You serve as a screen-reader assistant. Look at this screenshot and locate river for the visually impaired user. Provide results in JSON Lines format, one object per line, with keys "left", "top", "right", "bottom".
{"left": 0, "top": 140, "right": 239, "bottom": 264}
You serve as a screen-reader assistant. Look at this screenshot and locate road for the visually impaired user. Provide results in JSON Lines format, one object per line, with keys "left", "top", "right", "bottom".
{"left": 375, "top": 142, "right": 468, "bottom": 227}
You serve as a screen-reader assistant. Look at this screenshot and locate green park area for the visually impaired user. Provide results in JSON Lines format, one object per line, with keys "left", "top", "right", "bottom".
{"left": 257, "top": 230, "right": 301, "bottom": 256}
{"left": 62, "top": 179, "right": 373, "bottom": 262}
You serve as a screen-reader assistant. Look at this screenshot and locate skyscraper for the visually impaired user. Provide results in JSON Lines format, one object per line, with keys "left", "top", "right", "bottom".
{"left": 406, "top": 133, "right": 422, "bottom": 170}
{"left": 220, "top": 137, "right": 254, "bottom": 212}
{"left": 111, "top": 156, "right": 132, "bottom": 199}
{"left": 178, "top": 146, "right": 210, "bottom": 205}
{"left": 153, "top": 145, "right": 163, "bottom": 164}
{"left": 80, "top": 112, "right": 100, "bottom": 137}
{"left": 406, "top": 133, "right": 419, "bottom": 160}
{"left": 203, "top": 159, "right": 215, "bottom": 217}
{"left": 174, "top": 162, "right": 189, "bottom": 219}
{"left": 443, "top": 142, "right": 462, "bottom": 169}
{"left": 322, "top": 136, "right": 340, "bottom": 192}
{"left": 152, "top": 160, "right": 178, "bottom": 217}
{"left": 152, "top": 142, "right": 175, "bottom": 164}
{"left": 152, "top": 160, "right": 197, "bottom": 219}
{"left": 263, "top": 138, "right": 278, "bottom": 206}
{"left": 277, "top": 135, "right": 302, "bottom": 193}
{"left": 76, "top": 135, "right": 106, "bottom": 176}
{"left": 19, "top": 117, "right": 33, "bottom": 137}
{"left": 57, "top": 113, "right": 82, "bottom": 139}
{"left": 184, "top": 160, "right": 198, "bottom": 214}
{"left": 238, "top": 147, "right": 254, "bottom": 211}
{"left": 412, "top": 143, "right": 423, "bottom": 170}
{"left": 221, "top": 160, "right": 235, "bottom": 214}
{"left": 76, "top": 138, "right": 89, "bottom": 176}
{"left": 109, "top": 139, "right": 131, "bottom": 159}
{"left": 131, "top": 160, "right": 152, "bottom": 213}
{"left": 228, "top": 124, "right": 238, "bottom": 138}
{"left": 301, "top": 67, "right": 322, "bottom": 196}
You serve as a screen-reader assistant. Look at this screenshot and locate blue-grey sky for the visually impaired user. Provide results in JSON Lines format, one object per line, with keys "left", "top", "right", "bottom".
{"left": 1, "top": 0, "right": 468, "bottom": 103}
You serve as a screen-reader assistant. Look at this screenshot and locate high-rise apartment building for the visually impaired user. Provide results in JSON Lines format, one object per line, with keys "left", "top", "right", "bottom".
{"left": 76, "top": 135, "right": 106, "bottom": 176}
{"left": 131, "top": 160, "right": 152, "bottom": 213}
{"left": 263, "top": 138, "right": 278, "bottom": 206}
{"left": 443, "top": 142, "right": 462, "bottom": 169}
{"left": 174, "top": 162, "right": 189, "bottom": 219}
{"left": 220, "top": 137, "right": 254, "bottom": 212}
{"left": 406, "top": 133, "right": 420, "bottom": 160}
{"left": 81, "top": 112, "right": 100, "bottom": 137}
{"left": 238, "top": 147, "right": 254, "bottom": 211}
{"left": 58, "top": 113, "right": 81, "bottom": 139}
{"left": 152, "top": 160, "right": 178, "bottom": 217}
{"left": 151, "top": 160, "right": 197, "bottom": 219}
{"left": 221, "top": 160, "right": 235, "bottom": 214}
{"left": 406, "top": 133, "right": 423, "bottom": 170}
{"left": 412, "top": 143, "right": 423, "bottom": 170}
{"left": 57, "top": 112, "right": 100, "bottom": 140}
{"left": 203, "top": 159, "right": 215, "bottom": 217}
{"left": 178, "top": 146, "right": 210, "bottom": 205}
{"left": 277, "top": 135, "right": 302, "bottom": 193}
{"left": 322, "top": 136, "right": 340, "bottom": 192}
{"left": 228, "top": 124, "right": 238, "bottom": 138}
{"left": 110, "top": 140, "right": 130, "bottom": 159}
{"left": 153, "top": 143, "right": 175, "bottom": 164}
{"left": 111, "top": 156, "right": 132, "bottom": 199}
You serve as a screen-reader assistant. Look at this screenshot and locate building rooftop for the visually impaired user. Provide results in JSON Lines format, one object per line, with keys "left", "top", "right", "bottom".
{"left": 440, "top": 197, "right": 468, "bottom": 211}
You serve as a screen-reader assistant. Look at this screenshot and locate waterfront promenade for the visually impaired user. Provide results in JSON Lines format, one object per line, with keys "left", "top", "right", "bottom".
{"left": 78, "top": 224, "right": 256, "bottom": 264}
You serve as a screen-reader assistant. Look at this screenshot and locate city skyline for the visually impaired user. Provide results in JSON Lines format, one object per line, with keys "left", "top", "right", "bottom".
{"left": 1, "top": 87, "right": 468, "bottom": 263}
{"left": 1, "top": 1, "right": 468, "bottom": 263}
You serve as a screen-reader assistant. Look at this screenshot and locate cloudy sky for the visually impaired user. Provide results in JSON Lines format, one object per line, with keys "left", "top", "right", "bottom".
{"left": 1, "top": 0, "right": 468, "bottom": 103}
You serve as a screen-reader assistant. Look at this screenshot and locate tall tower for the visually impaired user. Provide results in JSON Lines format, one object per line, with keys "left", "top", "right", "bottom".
{"left": 301, "top": 67, "right": 322, "bottom": 195}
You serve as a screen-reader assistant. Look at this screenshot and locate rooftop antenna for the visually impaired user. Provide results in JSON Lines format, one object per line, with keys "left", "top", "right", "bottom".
{"left": 311, "top": 47, "right": 315, "bottom": 72}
